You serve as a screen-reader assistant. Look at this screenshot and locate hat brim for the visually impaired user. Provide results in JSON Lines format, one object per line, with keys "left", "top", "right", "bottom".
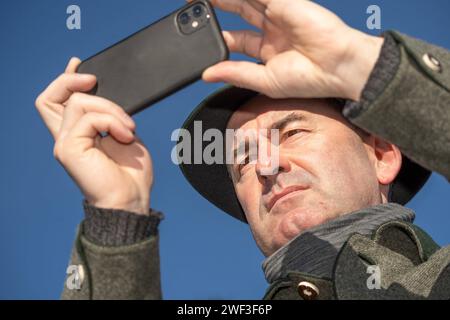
{"left": 179, "top": 85, "right": 431, "bottom": 223}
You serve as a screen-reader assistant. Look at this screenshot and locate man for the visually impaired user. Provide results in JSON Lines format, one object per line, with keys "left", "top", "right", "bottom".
{"left": 35, "top": 0, "right": 449, "bottom": 299}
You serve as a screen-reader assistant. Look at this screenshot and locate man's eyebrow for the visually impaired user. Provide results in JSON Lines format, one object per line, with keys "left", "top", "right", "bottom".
{"left": 229, "top": 112, "right": 307, "bottom": 167}
{"left": 270, "top": 112, "right": 307, "bottom": 132}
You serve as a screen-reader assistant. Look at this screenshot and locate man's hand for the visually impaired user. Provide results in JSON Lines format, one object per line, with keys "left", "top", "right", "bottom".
{"left": 35, "top": 58, "right": 153, "bottom": 215}
{"left": 196, "top": 0, "right": 384, "bottom": 101}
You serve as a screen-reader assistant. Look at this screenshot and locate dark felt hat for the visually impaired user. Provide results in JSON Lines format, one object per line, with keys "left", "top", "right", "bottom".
{"left": 178, "top": 85, "right": 431, "bottom": 223}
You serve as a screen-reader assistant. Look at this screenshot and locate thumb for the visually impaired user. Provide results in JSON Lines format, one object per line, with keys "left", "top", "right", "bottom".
{"left": 202, "top": 61, "right": 270, "bottom": 95}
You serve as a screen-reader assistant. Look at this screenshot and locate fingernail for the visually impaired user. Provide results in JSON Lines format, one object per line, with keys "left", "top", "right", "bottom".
{"left": 80, "top": 74, "right": 96, "bottom": 80}
{"left": 127, "top": 129, "right": 136, "bottom": 142}
{"left": 202, "top": 67, "right": 216, "bottom": 82}
{"left": 203, "top": 67, "right": 212, "bottom": 77}
{"left": 222, "top": 31, "right": 231, "bottom": 42}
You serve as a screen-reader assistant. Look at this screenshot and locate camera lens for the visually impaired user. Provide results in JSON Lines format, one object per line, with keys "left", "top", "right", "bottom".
{"left": 179, "top": 12, "right": 191, "bottom": 25}
{"left": 192, "top": 5, "right": 203, "bottom": 18}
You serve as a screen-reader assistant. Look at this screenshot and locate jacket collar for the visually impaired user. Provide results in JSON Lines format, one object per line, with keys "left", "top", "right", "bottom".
{"left": 263, "top": 218, "right": 443, "bottom": 300}
{"left": 262, "top": 203, "right": 415, "bottom": 283}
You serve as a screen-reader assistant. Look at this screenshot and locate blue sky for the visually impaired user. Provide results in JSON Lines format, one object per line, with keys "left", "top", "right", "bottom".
{"left": 0, "top": 0, "right": 449, "bottom": 299}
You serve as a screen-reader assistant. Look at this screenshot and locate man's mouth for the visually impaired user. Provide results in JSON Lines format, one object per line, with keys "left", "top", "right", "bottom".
{"left": 267, "top": 186, "right": 308, "bottom": 212}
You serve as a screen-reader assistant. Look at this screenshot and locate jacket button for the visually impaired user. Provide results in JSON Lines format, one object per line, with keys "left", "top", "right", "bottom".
{"left": 422, "top": 53, "right": 442, "bottom": 72}
{"left": 297, "top": 281, "right": 320, "bottom": 300}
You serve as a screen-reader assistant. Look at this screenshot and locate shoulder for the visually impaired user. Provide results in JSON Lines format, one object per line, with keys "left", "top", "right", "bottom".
{"left": 334, "top": 219, "right": 450, "bottom": 299}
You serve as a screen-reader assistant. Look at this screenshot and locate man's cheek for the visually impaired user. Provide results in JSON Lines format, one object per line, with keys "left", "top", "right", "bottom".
{"left": 313, "top": 152, "right": 347, "bottom": 187}
{"left": 237, "top": 188, "right": 260, "bottom": 219}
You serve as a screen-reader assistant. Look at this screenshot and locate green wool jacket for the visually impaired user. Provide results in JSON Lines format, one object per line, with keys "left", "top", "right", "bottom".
{"left": 61, "top": 31, "right": 450, "bottom": 300}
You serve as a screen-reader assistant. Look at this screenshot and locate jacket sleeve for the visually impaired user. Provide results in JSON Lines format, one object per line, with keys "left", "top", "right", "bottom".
{"left": 343, "top": 31, "right": 450, "bottom": 181}
{"left": 61, "top": 201, "right": 164, "bottom": 300}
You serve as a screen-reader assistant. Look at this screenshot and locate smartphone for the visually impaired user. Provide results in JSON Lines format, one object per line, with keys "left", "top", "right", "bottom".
{"left": 76, "top": 0, "right": 228, "bottom": 115}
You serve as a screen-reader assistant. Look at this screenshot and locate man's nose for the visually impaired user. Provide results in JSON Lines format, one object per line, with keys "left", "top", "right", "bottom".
{"left": 255, "top": 151, "right": 291, "bottom": 181}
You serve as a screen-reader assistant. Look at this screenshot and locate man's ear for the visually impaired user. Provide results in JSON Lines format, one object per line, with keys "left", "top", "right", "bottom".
{"left": 369, "top": 135, "right": 403, "bottom": 186}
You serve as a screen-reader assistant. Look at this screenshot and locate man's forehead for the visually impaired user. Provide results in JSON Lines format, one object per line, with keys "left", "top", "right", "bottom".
{"left": 226, "top": 95, "right": 335, "bottom": 130}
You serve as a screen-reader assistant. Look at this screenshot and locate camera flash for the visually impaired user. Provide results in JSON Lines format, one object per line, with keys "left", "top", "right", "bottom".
{"left": 192, "top": 21, "right": 199, "bottom": 28}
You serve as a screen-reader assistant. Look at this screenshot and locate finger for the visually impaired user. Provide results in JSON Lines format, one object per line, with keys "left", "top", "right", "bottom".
{"left": 35, "top": 73, "right": 98, "bottom": 139}
{"left": 42, "top": 57, "right": 94, "bottom": 105}
{"left": 189, "top": 0, "right": 265, "bottom": 29}
{"left": 67, "top": 112, "right": 135, "bottom": 148}
{"left": 59, "top": 93, "right": 135, "bottom": 139}
{"left": 36, "top": 73, "right": 97, "bottom": 110}
{"left": 203, "top": 60, "right": 270, "bottom": 94}
{"left": 223, "top": 30, "right": 263, "bottom": 60}
{"left": 247, "top": 0, "right": 267, "bottom": 12}
{"left": 36, "top": 58, "right": 93, "bottom": 110}
{"left": 65, "top": 57, "right": 82, "bottom": 73}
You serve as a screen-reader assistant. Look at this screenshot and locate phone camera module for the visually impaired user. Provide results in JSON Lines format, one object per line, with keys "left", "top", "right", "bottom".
{"left": 179, "top": 12, "right": 191, "bottom": 25}
{"left": 193, "top": 5, "right": 204, "bottom": 18}
{"left": 178, "top": 4, "right": 209, "bottom": 35}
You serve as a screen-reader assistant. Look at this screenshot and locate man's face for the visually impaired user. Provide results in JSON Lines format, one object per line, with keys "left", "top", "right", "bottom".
{"left": 227, "top": 96, "right": 393, "bottom": 257}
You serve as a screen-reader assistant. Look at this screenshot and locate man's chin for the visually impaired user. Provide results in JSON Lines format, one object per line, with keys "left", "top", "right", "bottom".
{"left": 273, "top": 207, "right": 331, "bottom": 249}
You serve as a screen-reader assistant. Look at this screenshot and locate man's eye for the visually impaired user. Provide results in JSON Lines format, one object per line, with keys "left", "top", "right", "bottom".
{"left": 238, "top": 157, "right": 250, "bottom": 172}
{"left": 283, "top": 129, "right": 303, "bottom": 139}
{"left": 235, "top": 156, "right": 252, "bottom": 179}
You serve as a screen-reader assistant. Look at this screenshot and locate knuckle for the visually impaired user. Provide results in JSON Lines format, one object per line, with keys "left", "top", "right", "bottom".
{"left": 83, "top": 111, "right": 110, "bottom": 125}
{"left": 34, "top": 94, "right": 44, "bottom": 109}
{"left": 66, "top": 91, "right": 82, "bottom": 106}
{"left": 53, "top": 140, "right": 65, "bottom": 162}
{"left": 96, "top": 96, "right": 121, "bottom": 114}
{"left": 65, "top": 92, "right": 85, "bottom": 113}
{"left": 83, "top": 111, "right": 99, "bottom": 121}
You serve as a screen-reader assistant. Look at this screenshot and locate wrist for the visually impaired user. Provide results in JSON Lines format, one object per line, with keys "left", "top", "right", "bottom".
{"left": 88, "top": 196, "right": 150, "bottom": 216}
{"left": 337, "top": 29, "right": 385, "bottom": 101}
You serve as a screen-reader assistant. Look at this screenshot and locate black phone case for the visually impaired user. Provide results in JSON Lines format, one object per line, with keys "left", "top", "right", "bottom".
{"left": 77, "top": 0, "right": 228, "bottom": 115}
